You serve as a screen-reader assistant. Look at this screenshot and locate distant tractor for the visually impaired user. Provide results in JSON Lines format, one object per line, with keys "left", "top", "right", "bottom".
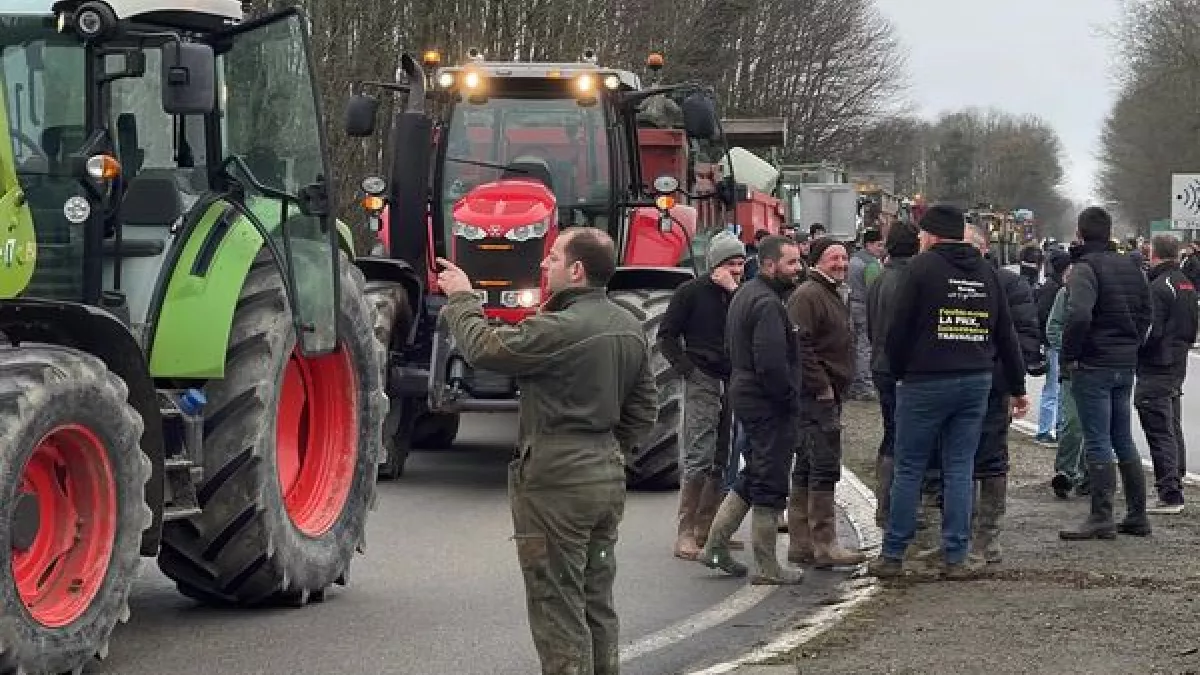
{"left": 344, "top": 49, "right": 756, "bottom": 489}
{"left": 0, "top": 1, "right": 386, "bottom": 672}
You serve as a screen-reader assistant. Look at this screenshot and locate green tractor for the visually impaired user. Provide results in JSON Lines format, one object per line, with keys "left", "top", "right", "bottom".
{"left": 0, "top": 1, "right": 386, "bottom": 672}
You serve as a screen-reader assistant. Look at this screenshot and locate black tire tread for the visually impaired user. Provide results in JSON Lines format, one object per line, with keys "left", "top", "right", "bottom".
{"left": 608, "top": 288, "right": 683, "bottom": 490}
{"left": 157, "top": 248, "right": 386, "bottom": 606}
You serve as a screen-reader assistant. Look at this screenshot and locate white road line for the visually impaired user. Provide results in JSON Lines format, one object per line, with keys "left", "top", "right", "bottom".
{"left": 682, "top": 470, "right": 883, "bottom": 673}
{"left": 618, "top": 584, "right": 775, "bottom": 663}
{"left": 1010, "top": 419, "right": 1200, "bottom": 487}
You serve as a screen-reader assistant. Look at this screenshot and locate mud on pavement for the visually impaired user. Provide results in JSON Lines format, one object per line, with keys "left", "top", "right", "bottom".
{"left": 766, "top": 399, "right": 1200, "bottom": 675}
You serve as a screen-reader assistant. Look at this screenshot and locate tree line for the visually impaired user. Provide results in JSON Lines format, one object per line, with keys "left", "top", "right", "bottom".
{"left": 241, "top": 0, "right": 1071, "bottom": 243}
{"left": 1098, "top": 0, "right": 1200, "bottom": 236}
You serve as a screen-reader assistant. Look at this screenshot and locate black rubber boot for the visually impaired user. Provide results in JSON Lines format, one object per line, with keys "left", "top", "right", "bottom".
{"left": 1059, "top": 463, "right": 1118, "bottom": 540}
{"left": 1116, "top": 461, "right": 1152, "bottom": 536}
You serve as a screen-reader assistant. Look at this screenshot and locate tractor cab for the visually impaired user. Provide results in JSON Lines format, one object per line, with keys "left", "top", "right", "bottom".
{"left": 0, "top": 0, "right": 341, "bottom": 354}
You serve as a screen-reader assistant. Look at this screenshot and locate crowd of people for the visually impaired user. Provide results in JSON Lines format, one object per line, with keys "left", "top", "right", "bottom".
{"left": 427, "top": 204, "right": 1197, "bottom": 673}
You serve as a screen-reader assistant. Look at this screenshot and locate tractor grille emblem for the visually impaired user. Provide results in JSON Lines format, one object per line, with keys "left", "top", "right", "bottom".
{"left": 488, "top": 225, "right": 503, "bottom": 237}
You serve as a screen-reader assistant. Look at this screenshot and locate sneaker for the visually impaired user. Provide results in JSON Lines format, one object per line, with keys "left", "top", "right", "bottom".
{"left": 1147, "top": 500, "right": 1185, "bottom": 515}
{"left": 1051, "top": 473, "right": 1072, "bottom": 500}
{"left": 1035, "top": 433, "right": 1057, "bottom": 447}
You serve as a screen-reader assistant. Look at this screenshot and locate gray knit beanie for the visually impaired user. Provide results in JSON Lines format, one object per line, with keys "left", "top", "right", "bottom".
{"left": 706, "top": 231, "right": 747, "bottom": 269}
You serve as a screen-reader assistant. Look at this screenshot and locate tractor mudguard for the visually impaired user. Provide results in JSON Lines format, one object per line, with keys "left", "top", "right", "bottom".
{"left": 624, "top": 203, "right": 699, "bottom": 268}
{"left": 335, "top": 219, "right": 356, "bottom": 259}
{"left": 355, "top": 255, "right": 423, "bottom": 330}
{"left": 148, "top": 197, "right": 344, "bottom": 378}
{"left": 607, "top": 266, "right": 694, "bottom": 293}
{"left": 0, "top": 299, "right": 166, "bottom": 555}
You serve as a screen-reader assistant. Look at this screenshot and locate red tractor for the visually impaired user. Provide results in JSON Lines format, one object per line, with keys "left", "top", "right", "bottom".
{"left": 345, "top": 50, "right": 774, "bottom": 488}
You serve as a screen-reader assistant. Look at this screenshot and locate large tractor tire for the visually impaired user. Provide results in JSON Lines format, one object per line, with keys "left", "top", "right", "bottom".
{"left": 0, "top": 345, "right": 151, "bottom": 674}
{"left": 363, "top": 280, "right": 414, "bottom": 480}
{"left": 157, "top": 249, "right": 387, "bottom": 606}
{"left": 608, "top": 288, "right": 683, "bottom": 491}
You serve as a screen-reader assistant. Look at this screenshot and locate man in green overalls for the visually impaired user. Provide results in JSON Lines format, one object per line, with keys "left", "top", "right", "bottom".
{"left": 436, "top": 227, "right": 658, "bottom": 675}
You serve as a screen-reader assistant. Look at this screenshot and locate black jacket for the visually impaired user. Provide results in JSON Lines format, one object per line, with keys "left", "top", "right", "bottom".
{"left": 1062, "top": 241, "right": 1153, "bottom": 369}
{"left": 1139, "top": 261, "right": 1199, "bottom": 371}
{"left": 726, "top": 275, "right": 802, "bottom": 415}
{"left": 994, "top": 266, "right": 1042, "bottom": 392}
{"left": 1035, "top": 275, "right": 1062, "bottom": 346}
{"left": 658, "top": 276, "right": 734, "bottom": 380}
{"left": 866, "top": 255, "right": 912, "bottom": 375}
{"left": 886, "top": 242, "right": 1026, "bottom": 396}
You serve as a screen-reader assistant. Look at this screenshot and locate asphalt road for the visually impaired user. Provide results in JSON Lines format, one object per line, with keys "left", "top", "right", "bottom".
{"left": 93, "top": 413, "right": 857, "bottom": 675}
{"left": 1019, "top": 352, "right": 1200, "bottom": 475}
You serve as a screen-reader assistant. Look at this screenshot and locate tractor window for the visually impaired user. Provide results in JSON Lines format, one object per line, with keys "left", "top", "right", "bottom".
{"left": 441, "top": 95, "right": 612, "bottom": 238}
{"left": 106, "top": 46, "right": 209, "bottom": 200}
{"left": 218, "top": 12, "right": 336, "bottom": 355}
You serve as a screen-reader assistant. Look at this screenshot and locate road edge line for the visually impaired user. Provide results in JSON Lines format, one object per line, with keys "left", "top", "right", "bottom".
{"left": 685, "top": 468, "right": 883, "bottom": 674}
{"left": 1010, "top": 419, "right": 1200, "bottom": 487}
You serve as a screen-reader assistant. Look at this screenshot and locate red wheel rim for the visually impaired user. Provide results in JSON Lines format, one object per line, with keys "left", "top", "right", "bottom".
{"left": 12, "top": 424, "right": 117, "bottom": 628}
{"left": 275, "top": 346, "right": 359, "bottom": 537}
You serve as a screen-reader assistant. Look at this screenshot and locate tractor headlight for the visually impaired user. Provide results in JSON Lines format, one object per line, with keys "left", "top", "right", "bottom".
{"left": 453, "top": 221, "right": 486, "bottom": 240}
{"left": 501, "top": 289, "right": 541, "bottom": 308}
{"left": 506, "top": 219, "right": 550, "bottom": 242}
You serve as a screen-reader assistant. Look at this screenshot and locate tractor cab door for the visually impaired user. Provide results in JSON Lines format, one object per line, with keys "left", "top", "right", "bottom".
{"left": 215, "top": 9, "right": 338, "bottom": 355}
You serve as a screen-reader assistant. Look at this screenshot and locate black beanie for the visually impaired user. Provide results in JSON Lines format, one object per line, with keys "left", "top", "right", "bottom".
{"left": 863, "top": 229, "right": 883, "bottom": 245}
{"left": 919, "top": 205, "right": 965, "bottom": 240}
{"left": 885, "top": 221, "right": 919, "bottom": 258}
{"left": 807, "top": 236, "right": 841, "bottom": 266}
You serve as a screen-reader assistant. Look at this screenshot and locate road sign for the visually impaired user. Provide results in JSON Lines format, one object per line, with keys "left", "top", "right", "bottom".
{"left": 1171, "top": 173, "right": 1200, "bottom": 229}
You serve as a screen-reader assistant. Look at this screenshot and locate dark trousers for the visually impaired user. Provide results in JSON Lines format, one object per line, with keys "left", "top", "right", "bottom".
{"left": 794, "top": 396, "right": 843, "bottom": 491}
{"left": 874, "top": 370, "right": 897, "bottom": 458}
{"left": 1135, "top": 367, "right": 1187, "bottom": 504}
{"left": 509, "top": 465, "right": 626, "bottom": 675}
{"left": 973, "top": 388, "right": 1013, "bottom": 479}
{"left": 732, "top": 405, "right": 796, "bottom": 510}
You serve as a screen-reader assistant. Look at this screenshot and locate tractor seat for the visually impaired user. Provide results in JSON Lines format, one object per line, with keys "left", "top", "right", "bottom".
{"left": 104, "top": 176, "right": 184, "bottom": 258}
{"left": 502, "top": 156, "right": 554, "bottom": 194}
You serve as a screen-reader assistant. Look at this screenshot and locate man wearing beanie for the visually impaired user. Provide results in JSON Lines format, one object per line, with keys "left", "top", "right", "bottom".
{"left": 784, "top": 237, "right": 867, "bottom": 568}
{"left": 700, "top": 235, "right": 805, "bottom": 585}
{"left": 1058, "top": 207, "right": 1154, "bottom": 541}
{"left": 847, "top": 229, "right": 884, "bottom": 401}
{"left": 865, "top": 220, "right": 920, "bottom": 527}
{"left": 868, "top": 205, "right": 1029, "bottom": 580}
{"left": 1035, "top": 251, "right": 1072, "bottom": 446}
{"left": 658, "top": 230, "right": 746, "bottom": 560}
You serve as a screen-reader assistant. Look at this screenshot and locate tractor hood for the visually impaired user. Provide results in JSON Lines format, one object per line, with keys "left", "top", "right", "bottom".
{"left": 450, "top": 178, "right": 556, "bottom": 241}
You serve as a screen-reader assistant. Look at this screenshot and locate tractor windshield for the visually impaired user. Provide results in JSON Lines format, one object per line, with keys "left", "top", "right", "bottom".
{"left": 0, "top": 14, "right": 87, "bottom": 299}
{"left": 440, "top": 94, "right": 612, "bottom": 239}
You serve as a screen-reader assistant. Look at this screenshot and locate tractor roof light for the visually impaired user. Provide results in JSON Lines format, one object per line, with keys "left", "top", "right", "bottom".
{"left": 85, "top": 154, "right": 121, "bottom": 181}
{"left": 647, "top": 53, "right": 665, "bottom": 70}
{"left": 603, "top": 74, "right": 620, "bottom": 90}
{"left": 422, "top": 50, "right": 442, "bottom": 67}
{"left": 437, "top": 71, "right": 455, "bottom": 89}
{"left": 463, "top": 70, "right": 483, "bottom": 90}
{"left": 575, "top": 73, "right": 596, "bottom": 95}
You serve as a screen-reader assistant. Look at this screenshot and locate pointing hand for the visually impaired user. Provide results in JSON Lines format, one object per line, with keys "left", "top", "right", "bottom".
{"left": 435, "top": 257, "right": 473, "bottom": 296}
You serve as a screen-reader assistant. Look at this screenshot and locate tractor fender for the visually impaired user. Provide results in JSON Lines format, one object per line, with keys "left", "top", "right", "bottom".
{"left": 606, "top": 266, "right": 695, "bottom": 293}
{"left": 0, "top": 299, "right": 165, "bottom": 556}
{"left": 335, "top": 219, "right": 357, "bottom": 260}
{"left": 147, "top": 197, "right": 339, "bottom": 379}
{"left": 624, "top": 203, "right": 698, "bottom": 268}
{"left": 354, "top": 255, "right": 424, "bottom": 344}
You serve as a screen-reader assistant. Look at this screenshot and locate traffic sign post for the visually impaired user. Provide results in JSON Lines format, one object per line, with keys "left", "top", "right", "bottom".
{"left": 1170, "top": 173, "right": 1200, "bottom": 229}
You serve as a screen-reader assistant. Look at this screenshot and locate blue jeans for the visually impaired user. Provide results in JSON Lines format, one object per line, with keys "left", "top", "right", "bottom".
{"left": 1038, "top": 348, "right": 1060, "bottom": 436}
{"left": 883, "top": 372, "right": 992, "bottom": 564}
{"left": 1071, "top": 367, "right": 1140, "bottom": 465}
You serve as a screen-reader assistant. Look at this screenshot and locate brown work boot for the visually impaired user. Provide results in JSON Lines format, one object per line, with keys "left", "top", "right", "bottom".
{"left": 809, "top": 489, "right": 867, "bottom": 568}
{"left": 698, "top": 492, "right": 750, "bottom": 577}
{"left": 695, "top": 476, "right": 745, "bottom": 550}
{"left": 749, "top": 506, "right": 804, "bottom": 585}
{"left": 786, "top": 488, "right": 814, "bottom": 564}
{"left": 674, "top": 477, "right": 704, "bottom": 560}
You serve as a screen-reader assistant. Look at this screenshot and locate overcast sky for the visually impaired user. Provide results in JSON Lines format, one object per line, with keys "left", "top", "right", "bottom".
{"left": 873, "top": 0, "right": 1122, "bottom": 204}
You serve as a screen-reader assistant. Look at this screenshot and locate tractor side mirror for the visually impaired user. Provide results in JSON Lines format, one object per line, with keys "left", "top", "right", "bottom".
{"left": 681, "top": 92, "right": 719, "bottom": 141}
{"left": 161, "top": 42, "right": 215, "bottom": 115}
{"left": 345, "top": 94, "right": 380, "bottom": 137}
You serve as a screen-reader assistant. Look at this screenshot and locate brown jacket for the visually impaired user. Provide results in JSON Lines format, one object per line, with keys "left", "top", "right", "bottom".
{"left": 787, "top": 271, "right": 854, "bottom": 397}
